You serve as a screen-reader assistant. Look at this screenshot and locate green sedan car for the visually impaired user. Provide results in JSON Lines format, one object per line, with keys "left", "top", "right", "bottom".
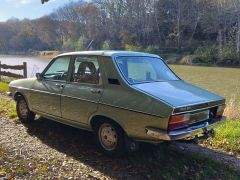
{"left": 9, "top": 51, "right": 226, "bottom": 155}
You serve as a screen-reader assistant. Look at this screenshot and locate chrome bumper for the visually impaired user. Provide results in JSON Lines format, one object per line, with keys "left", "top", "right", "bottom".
{"left": 145, "top": 116, "right": 226, "bottom": 141}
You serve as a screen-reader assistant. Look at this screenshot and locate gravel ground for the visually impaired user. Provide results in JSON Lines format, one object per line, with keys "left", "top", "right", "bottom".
{"left": 0, "top": 109, "right": 240, "bottom": 179}
{"left": 0, "top": 116, "right": 149, "bottom": 179}
{"left": 173, "top": 142, "right": 240, "bottom": 170}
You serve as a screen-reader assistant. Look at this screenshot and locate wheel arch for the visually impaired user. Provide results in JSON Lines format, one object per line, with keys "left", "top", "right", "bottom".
{"left": 89, "top": 114, "right": 127, "bottom": 135}
{"left": 14, "top": 91, "right": 26, "bottom": 101}
{"left": 13, "top": 91, "right": 32, "bottom": 110}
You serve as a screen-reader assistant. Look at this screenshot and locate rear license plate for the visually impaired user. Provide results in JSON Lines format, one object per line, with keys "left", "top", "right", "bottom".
{"left": 189, "top": 110, "right": 209, "bottom": 124}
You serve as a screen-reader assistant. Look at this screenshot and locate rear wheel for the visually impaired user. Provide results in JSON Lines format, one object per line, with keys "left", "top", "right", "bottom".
{"left": 94, "top": 120, "right": 125, "bottom": 156}
{"left": 16, "top": 97, "right": 35, "bottom": 123}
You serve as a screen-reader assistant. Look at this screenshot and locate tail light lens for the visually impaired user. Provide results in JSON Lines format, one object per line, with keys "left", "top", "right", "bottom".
{"left": 168, "top": 114, "right": 190, "bottom": 130}
{"left": 216, "top": 105, "right": 225, "bottom": 117}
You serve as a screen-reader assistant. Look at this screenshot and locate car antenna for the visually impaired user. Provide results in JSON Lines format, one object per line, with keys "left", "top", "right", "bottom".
{"left": 87, "top": 40, "right": 94, "bottom": 50}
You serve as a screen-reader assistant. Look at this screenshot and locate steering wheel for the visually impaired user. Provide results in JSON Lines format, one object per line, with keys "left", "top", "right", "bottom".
{"left": 59, "top": 71, "right": 66, "bottom": 80}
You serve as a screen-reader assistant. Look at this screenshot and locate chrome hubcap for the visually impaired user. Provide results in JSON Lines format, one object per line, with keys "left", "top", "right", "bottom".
{"left": 98, "top": 123, "right": 118, "bottom": 151}
{"left": 18, "top": 100, "right": 28, "bottom": 118}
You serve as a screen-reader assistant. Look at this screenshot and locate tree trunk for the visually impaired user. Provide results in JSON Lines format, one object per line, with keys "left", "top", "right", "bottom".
{"left": 237, "top": 15, "right": 240, "bottom": 56}
{"left": 218, "top": 29, "right": 223, "bottom": 51}
{"left": 177, "top": 0, "right": 181, "bottom": 51}
{"left": 188, "top": 16, "right": 200, "bottom": 48}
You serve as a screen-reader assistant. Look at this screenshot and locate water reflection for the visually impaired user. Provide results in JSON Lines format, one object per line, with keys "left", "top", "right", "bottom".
{"left": 0, "top": 55, "right": 51, "bottom": 78}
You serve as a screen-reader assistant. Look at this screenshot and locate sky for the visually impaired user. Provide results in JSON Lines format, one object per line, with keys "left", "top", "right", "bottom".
{"left": 0, "top": 0, "right": 75, "bottom": 22}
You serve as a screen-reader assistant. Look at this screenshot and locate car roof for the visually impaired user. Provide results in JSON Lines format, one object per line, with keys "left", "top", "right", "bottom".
{"left": 57, "top": 50, "right": 160, "bottom": 58}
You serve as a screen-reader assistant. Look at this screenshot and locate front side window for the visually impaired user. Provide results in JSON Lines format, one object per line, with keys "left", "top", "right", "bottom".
{"left": 115, "top": 56, "right": 179, "bottom": 84}
{"left": 72, "top": 56, "right": 100, "bottom": 84}
{"left": 43, "top": 56, "right": 70, "bottom": 81}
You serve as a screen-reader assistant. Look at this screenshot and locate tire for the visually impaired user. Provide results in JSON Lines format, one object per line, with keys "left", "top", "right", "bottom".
{"left": 16, "top": 97, "right": 35, "bottom": 123}
{"left": 94, "top": 120, "right": 125, "bottom": 156}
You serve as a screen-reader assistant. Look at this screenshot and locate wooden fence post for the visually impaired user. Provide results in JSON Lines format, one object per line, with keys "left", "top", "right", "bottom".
{"left": 23, "top": 62, "right": 27, "bottom": 78}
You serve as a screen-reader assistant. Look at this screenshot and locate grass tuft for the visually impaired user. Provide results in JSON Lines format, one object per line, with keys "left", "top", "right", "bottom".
{"left": 0, "top": 98, "right": 17, "bottom": 119}
{"left": 202, "top": 120, "right": 240, "bottom": 154}
{"left": 0, "top": 81, "right": 9, "bottom": 93}
{"left": 224, "top": 96, "right": 240, "bottom": 119}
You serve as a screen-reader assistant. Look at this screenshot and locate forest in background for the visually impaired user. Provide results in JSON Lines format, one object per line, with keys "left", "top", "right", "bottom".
{"left": 0, "top": 0, "right": 240, "bottom": 66}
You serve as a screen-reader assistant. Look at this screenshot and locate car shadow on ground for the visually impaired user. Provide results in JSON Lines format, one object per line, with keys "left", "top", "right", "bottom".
{"left": 23, "top": 117, "right": 237, "bottom": 179}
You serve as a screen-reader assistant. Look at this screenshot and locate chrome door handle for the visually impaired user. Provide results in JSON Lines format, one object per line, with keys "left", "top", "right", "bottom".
{"left": 90, "top": 89, "right": 102, "bottom": 94}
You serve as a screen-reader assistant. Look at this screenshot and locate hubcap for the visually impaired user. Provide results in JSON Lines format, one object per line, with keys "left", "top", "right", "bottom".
{"left": 18, "top": 100, "right": 29, "bottom": 118}
{"left": 98, "top": 123, "right": 118, "bottom": 151}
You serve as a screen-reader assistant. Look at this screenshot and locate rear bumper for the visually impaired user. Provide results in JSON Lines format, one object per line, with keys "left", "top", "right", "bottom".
{"left": 145, "top": 116, "right": 226, "bottom": 141}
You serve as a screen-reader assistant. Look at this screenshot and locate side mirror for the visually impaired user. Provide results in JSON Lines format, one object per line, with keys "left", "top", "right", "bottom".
{"left": 36, "top": 73, "right": 42, "bottom": 81}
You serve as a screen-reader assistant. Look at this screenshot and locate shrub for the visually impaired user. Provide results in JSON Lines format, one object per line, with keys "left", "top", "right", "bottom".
{"left": 193, "top": 46, "right": 219, "bottom": 64}
{"left": 125, "top": 44, "right": 142, "bottom": 51}
{"left": 74, "top": 36, "right": 86, "bottom": 51}
{"left": 62, "top": 38, "right": 74, "bottom": 51}
{"left": 144, "top": 45, "right": 160, "bottom": 54}
{"left": 102, "top": 40, "right": 111, "bottom": 50}
{"left": 193, "top": 45, "right": 240, "bottom": 65}
{"left": 218, "top": 47, "right": 240, "bottom": 65}
{"left": 179, "top": 55, "right": 194, "bottom": 65}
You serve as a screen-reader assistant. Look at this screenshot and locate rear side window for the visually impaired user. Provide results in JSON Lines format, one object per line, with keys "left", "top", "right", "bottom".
{"left": 116, "top": 56, "right": 179, "bottom": 84}
{"left": 72, "top": 56, "right": 100, "bottom": 84}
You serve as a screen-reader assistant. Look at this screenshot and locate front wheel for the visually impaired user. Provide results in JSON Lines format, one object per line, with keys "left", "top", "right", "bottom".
{"left": 16, "top": 97, "right": 35, "bottom": 123}
{"left": 94, "top": 121, "right": 125, "bottom": 156}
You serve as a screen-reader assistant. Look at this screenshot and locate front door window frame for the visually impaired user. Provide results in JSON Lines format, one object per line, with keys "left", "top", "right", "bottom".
{"left": 41, "top": 55, "right": 73, "bottom": 83}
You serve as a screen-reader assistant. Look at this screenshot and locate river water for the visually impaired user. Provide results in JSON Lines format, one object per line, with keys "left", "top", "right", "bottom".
{"left": 0, "top": 55, "right": 51, "bottom": 78}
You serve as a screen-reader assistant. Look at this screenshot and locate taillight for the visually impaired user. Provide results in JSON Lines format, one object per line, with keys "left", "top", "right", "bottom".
{"left": 168, "top": 114, "right": 190, "bottom": 130}
{"left": 216, "top": 105, "right": 225, "bottom": 117}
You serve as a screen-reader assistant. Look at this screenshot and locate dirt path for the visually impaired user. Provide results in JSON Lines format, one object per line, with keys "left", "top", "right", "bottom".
{"left": 173, "top": 142, "right": 240, "bottom": 170}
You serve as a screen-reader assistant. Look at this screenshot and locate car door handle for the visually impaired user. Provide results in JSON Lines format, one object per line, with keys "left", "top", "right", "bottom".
{"left": 90, "top": 89, "right": 102, "bottom": 94}
{"left": 55, "top": 83, "right": 65, "bottom": 88}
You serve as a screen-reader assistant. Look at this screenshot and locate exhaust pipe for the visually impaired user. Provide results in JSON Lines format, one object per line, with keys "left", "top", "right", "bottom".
{"left": 192, "top": 128, "right": 216, "bottom": 144}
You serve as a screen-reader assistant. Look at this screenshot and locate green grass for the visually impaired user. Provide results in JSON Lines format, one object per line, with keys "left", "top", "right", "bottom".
{"left": 0, "top": 97, "right": 17, "bottom": 119}
{"left": 0, "top": 81, "right": 9, "bottom": 93}
{"left": 202, "top": 120, "right": 240, "bottom": 154}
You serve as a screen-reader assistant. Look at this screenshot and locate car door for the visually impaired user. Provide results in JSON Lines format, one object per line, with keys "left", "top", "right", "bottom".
{"left": 30, "top": 56, "right": 71, "bottom": 117}
{"left": 61, "top": 56, "right": 103, "bottom": 125}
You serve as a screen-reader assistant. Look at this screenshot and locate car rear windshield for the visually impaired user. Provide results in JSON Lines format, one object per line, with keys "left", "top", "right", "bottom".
{"left": 115, "top": 56, "right": 179, "bottom": 84}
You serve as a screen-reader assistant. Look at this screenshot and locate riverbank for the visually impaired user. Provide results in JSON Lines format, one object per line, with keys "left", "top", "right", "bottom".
{"left": 30, "top": 51, "right": 61, "bottom": 59}
{"left": 0, "top": 51, "right": 60, "bottom": 60}
{"left": 1, "top": 51, "right": 239, "bottom": 68}
{"left": 0, "top": 55, "right": 51, "bottom": 78}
